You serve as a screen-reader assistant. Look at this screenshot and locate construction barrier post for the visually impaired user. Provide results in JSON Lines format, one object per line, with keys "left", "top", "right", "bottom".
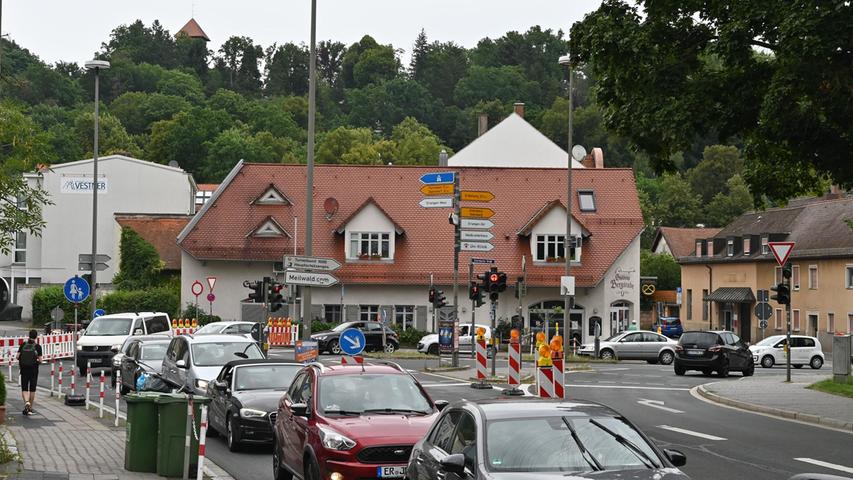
{"left": 99, "top": 370, "right": 105, "bottom": 418}
{"left": 58, "top": 363, "right": 64, "bottom": 398}
{"left": 70, "top": 365, "right": 76, "bottom": 396}
{"left": 552, "top": 355, "right": 565, "bottom": 399}
{"left": 85, "top": 361, "right": 91, "bottom": 410}
{"left": 197, "top": 405, "right": 208, "bottom": 480}
{"left": 537, "top": 366, "right": 555, "bottom": 398}
{"left": 470, "top": 337, "right": 491, "bottom": 389}
{"left": 502, "top": 330, "right": 523, "bottom": 396}
{"left": 50, "top": 360, "right": 55, "bottom": 397}
{"left": 115, "top": 369, "right": 121, "bottom": 426}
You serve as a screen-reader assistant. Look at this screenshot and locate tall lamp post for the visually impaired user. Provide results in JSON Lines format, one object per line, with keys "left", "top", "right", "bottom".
{"left": 302, "top": 0, "right": 317, "bottom": 338}
{"left": 84, "top": 60, "right": 110, "bottom": 320}
{"left": 558, "top": 54, "right": 573, "bottom": 347}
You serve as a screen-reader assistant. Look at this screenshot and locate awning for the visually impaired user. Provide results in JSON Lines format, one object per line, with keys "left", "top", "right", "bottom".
{"left": 704, "top": 287, "right": 755, "bottom": 303}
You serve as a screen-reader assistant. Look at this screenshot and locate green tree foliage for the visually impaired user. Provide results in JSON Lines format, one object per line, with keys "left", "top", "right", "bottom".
{"left": 389, "top": 117, "right": 446, "bottom": 165}
{"left": 101, "top": 20, "right": 178, "bottom": 68}
{"left": 265, "top": 43, "right": 309, "bottom": 96}
{"left": 215, "top": 36, "right": 264, "bottom": 96}
{"left": 201, "top": 127, "right": 303, "bottom": 180}
{"left": 32, "top": 285, "right": 91, "bottom": 325}
{"left": 146, "top": 107, "right": 231, "bottom": 177}
{"left": 704, "top": 175, "right": 754, "bottom": 227}
{"left": 0, "top": 174, "right": 51, "bottom": 255}
{"left": 113, "top": 226, "right": 163, "bottom": 290}
{"left": 453, "top": 65, "right": 539, "bottom": 108}
{"left": 109, "top": 92, "right": 191, "bottom": 135}
{"left": 341, "top": 36, "right": 400, "bottom": 89}
{"left": 410, "top": 31, "right": 469, "bottom": 105}
{"left": 157, "top": 70, "right": 205, "bottom": 103}
{"left": 0, "top": 103, "right": 57, "bottom": 171}
{"left": 570, "top": 0, "right": 852, "bottom": 202}
{"left": 648, "top": 173, "right": 703, "bottom": 228}
{"left": 345, "top": 78, "right": 438, "bottom": 134}
{"left": 72, "top": 111, "right": 142, "bottom": 158}
{"left": 640, "top": 250, "right": 681, "bottom": 290}
{"left": 316, "top": 126, "right": 380, "bottom": 164}
{"left": 687, "top": 146, "right": 743, "bottom": 204}
{"left": 99, "top": 287, "right": 179, "bottom": 317}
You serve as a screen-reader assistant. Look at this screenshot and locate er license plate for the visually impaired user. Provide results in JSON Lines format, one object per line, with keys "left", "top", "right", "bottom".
{"left": 688, "top": 349, "right": 704, "bottom": 356}
{"left": 377, "top": 466, "right": 406, "bottom": 478}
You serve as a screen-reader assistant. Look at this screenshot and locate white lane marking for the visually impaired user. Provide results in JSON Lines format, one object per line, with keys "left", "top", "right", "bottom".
{"left": 566, "top": 384, "right": 690, "bottom": 391}
{"left": 421, "top": 383, "right": 471, "bottom": 388}
{"left": 794, "top": 458, "right": 853, "bottom": 474}
{"left": 593, "top": 367, "right": 631, "bottom": 372}
{"left": 637, "top": 399, "right": 684, "bottom": 413}
{"left": 658, "top": 425, "right": 726, "bottom": 441}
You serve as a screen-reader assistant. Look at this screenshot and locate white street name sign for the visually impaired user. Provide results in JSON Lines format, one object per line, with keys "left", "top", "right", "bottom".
{"left": 461, "top": 230, "right": 494, "bottom": 241}
{"left": 284, "top": 270, "right": 340, "bottom": 287}
{"left": 460, "top": 241, "right": 494, "bottom": 252}
{"left": 560, "top": 275, "right": 576, "bottom": 296}
{"left": 419, "top": 197, "right": 453, "bottom": 208}
{"left": 460, "top": 219, "right": 494, "bottom": 229}
{"left": 284, "top": 255, "right": 342, "bottom": 271}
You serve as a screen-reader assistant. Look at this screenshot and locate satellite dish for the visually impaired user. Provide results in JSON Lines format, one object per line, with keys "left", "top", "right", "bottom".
{"left": 571, "top": 145, "right": 587, "bottom": 162}
{"left": 323, "top": 197, "right": 339, "bottom": 219}
{"left": 168, "top": 160, "right": 179, "bottom": 168}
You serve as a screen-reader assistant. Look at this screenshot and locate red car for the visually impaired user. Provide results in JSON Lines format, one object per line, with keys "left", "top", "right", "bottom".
{"left": 272, "top": 361, "right": 446, "bottom": 480}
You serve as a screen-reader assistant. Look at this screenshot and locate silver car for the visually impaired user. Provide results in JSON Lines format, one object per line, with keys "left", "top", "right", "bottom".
{"left": 160, "top": 334, "right": 265, "bottom": 395}
{"left": 578, "top": 330, "right": 677, "bottom": 364}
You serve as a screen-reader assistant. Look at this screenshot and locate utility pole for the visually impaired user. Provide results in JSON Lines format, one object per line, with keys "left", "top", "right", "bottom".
{"left": 785, "top": 273, "right": 792, "bottom": 382}
{"left": 469, "top": 262, "right": 475, "bottom": 359}
{"left": 451, "top": 175, "right": 461, "bottom": 367}
{"left": 559, "top": 53, "right": 574, "bottom": 345}
{"left": 302, "top": 0, "right": 317, "bottom": 339}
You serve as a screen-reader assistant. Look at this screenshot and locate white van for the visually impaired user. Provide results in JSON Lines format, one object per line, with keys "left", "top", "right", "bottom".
{"left": 76, "top": 312, "right": 172, "bottom": 374}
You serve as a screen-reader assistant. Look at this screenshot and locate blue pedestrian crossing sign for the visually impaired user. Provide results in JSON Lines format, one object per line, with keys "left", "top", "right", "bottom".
{"left": 64, "top": 276, "right": 90, "bottom": 303}
{"left": 339, "top": 328, "right": 366, "bottom": 356}
{"left": 93, "top": 309, "right": 105, "bottom": 318}
{"left": 420, "top": 172, "right": 455, "bottom": 185}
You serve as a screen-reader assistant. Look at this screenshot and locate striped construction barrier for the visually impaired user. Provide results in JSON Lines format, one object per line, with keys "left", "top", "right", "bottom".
{"left": 552, "top": 355, "right": 565, "bottom": 399}
{"left": 267, "top": 318, "right": 299, "bottom": 347}
{"left": 538, "top": 365, "right": 555, "bottom": 398}
{"left": 340, "top": 355, "right": 364, "bottom": 365}
{"left": 470, "top": 338, "right": 492, "bottom": 389}
{"left": 0, "top": 333, "right": 78, "bottom": 364}
{"left": 502, "top": 337, "right": 524, "bottom": 396}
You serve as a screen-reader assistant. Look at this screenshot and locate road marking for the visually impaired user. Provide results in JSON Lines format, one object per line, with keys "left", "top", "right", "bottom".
{"left": 566, "top": 384, "right": 690, "bottom": 391}
{"left": 794, "top": 458, "right": 853, "bottom": 474}
{"left": 420, "top": 382, "right": 471, "bottom": 388}
{"left": 658, "top": 425, "right": 726, "bottom": 441}
{"left": 637, "top": 399, "right": 684, "bottom": 413}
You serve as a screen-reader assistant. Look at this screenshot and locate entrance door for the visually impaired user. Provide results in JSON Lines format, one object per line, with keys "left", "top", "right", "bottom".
{"left": 807, "top": 315, "right": 818, "bottom": 337}
{"left": 724, "top": 309, "right": 733, "bottom": 331}
{"left": 739, "top": 303, "right": 752, "bottom": 343}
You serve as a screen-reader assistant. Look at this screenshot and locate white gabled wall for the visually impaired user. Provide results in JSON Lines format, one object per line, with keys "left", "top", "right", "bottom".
{"left": 529, "top": 207, "right": 585, "bottom": 263}
{"left": 342, "top": 203, "right": 397, "bottom": 260}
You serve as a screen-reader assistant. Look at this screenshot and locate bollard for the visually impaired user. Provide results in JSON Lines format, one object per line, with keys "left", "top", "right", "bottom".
{"left": 196, "top": 405, "right": 208, "bottom": 480}
{"left": 99, "top": 370, "right": 105, "bottom": 418}
{"left": 85, "top": 361, "right": 91, "bottom": 410}
{"left": 58, "top": 363, "right": 64, "bottom": 398}
{"left": 114, "top": 370, "right": 121, "bottom": 427}
{"left": 7, "top": 350, "right": 11, "bottom": 380}
{"left": 50, "top": 360, "right": 55, "bottom": 397}
{"left": 183, "top": 396, "right": 194, "bottom": 480}
{"left": 70, "top": 366, "right": 77, "bottom": 395}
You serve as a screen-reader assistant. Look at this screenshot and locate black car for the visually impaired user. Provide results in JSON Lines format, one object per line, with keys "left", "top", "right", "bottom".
{"left": 408, "top": 398, "right": 690, "bottom": 480}
{"left": 110, "top": 335, "right": 170, "bottom": 389}
{"left": 206, "top": 359, "right": 302, "bottom": 451}
{"left": 674, "top": 330, "right": 754, "bottom": 377}
{"left": 311, "top": 321, "right": 399, "bottom": 354}
{"left": 115, "top": 337, "right": 171, "bottom": 395}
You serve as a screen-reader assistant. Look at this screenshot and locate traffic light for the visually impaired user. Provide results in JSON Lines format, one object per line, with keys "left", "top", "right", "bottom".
{"left": 268, "top": 281, "right": 284, "bottom": 312}
{"left": 477, "top": 272, "right": 491, "bottom": 293}
{"left": 781, "top": 263, "right": 792, "bottom": 280}
{"left": 770, "top": 283, "right": 790, "bottom": 305}
{"left": 244, "top": 279, "right": 264, "bottom": 303}
{"left": 514, "top": 276, "right": 526, "bottom": 298}
{"left": 428, "top": 287, "right": 436, "bottom": 304}
{"left": 434, "top": 290, "right": 447, "bottom": 308}
{"left": 469, "top": 282, "right": 481, "bottom": 301}
{"left": 488, "top": 267, "right": 500, "bottom": 293}
{"left": 496, "top": 271, "right": 507, "bottom": 292}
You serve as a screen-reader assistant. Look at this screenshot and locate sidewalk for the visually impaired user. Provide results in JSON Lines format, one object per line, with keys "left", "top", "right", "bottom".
{"left": 697, "top": 373, "right": 853, "bottom": 432}
{"left": 1, "top": 382, "right": 233, "bottom": 479}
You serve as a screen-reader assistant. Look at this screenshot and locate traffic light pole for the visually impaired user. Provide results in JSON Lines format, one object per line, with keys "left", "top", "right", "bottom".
{"left": 451, "top": 176, "right": 461, "bottom": 368}
{"left": 785, "top": 275, "right": 792, "bottom": 382}
{"left": 469, "top": 262, "right": 476, "bottom": 359}
{"left": 490, "top": 298, "right": 497, "bottom": 377}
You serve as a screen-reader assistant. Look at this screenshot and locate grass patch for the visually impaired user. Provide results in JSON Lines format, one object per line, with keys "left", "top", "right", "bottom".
{"left": 807, "top": 379, "right": 853, "bottom": 399}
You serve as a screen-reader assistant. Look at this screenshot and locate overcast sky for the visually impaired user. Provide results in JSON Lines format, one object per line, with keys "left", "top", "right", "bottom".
{"left": 5, "top": 0, "right": 602, "bottom": 66}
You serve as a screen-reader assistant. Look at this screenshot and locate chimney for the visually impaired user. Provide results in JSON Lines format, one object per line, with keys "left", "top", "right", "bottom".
{"left": 477, "top": 114, "right": 489, "bottom": 137}
{"left": 438, "top": 149, "right": 448, "bottom": 166}
{"left": 513, "top": 102, "right": 525, "bottom": 118}
{"left": 592, "top": 147, "right": 604, "bottom": 168}
{"left": 581, "top": 154, "right": 595, "bottom": 169}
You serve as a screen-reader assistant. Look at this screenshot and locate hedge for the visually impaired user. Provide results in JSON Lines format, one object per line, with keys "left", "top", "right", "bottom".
{"left": 98, "top": 287, "right": 179, "bottom": 317}
{"left": 32, "top": 285, "right": 92, "bottom": 326}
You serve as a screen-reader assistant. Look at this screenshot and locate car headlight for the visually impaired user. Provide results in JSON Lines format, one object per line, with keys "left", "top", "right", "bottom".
{"left": 314, "top": 335, "right": 327, "bottom": 341}
{"left": 76, "top": 345, "right": 83, "bottom": 351}
{"left": 195, "top": 379, "right": 209, "bottom": 390}
{"left": 112, "top": 344, "right": 122, "bottom": 351}
{"left": 240, "top": 408, "right": 266, "bottom": 418}
{"left": 112, "top": 356, "right": 123, "bottom": 367}
{"left": 319, "top": 425, "right": 356, "bottom": 451}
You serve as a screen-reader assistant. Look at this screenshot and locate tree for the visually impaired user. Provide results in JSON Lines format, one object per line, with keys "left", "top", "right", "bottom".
{"left": 640, "top": 250, "right": 680, "bottom": 290}
{"left": 316, "top": 127, "right": 376, "bottom": 164}
{"left": 265, "top": 43, "right": 309, "bottom": 96}
{"left": 12, "top": 64, "right": 84, "bottom": 107}
{"left": 345, "top": 78, "right": 438, "bottom": 134}
{"left": 570, "top": 0, "right": 852, "bottom": 202}
{"left": 410, "top": 37, "right": 469, "bottom": 104}
{"left": 340, "top": 36, "right": 400, "bottom": 89}
{"left": 317, "top": 40, "right": 347, "bottom": 88}
{"left": 146, "top": 107, "right": 232, "bottom": 176}
{"left": 215, "top": 36, "right": 264, "bottom": 96}
{"left": 389, "top": 117, "right": 447, "bottom": 165}
{"left": 175, "top": 34, "right": 210, "bottom": 78}
{"left": 0, "top": 175, "right": 51, "bottom": 256}
{"left": 453, "top": 65, "right": 539, "bottom": 108}
{"left": 113, "top": 226, "right": 163, "bottom": 290}
{"left": 0, "top": 103, "right": 57, "bottom": 171}
{"left": 156, "top": 70, "right": 205, "bottom": 103}
{"left": 72, "top": 111, "right": 142, "bottom": 159}
{"left": 200, "top": 127, "right": 302, "bottom": 180}
{"left": 109, "top": 92, "right": 191, "bottom": 136}
{"left": 101, "top": 20, "right": 178, "bottom": 68}
{"left": 705, "top": 175, "right": 754, "bottom": 227}
{"left": 687, "top": 146, "right": 743, "bottom": 204}
{"left": 653, "top": 173, "right": 703, "bottom": 228}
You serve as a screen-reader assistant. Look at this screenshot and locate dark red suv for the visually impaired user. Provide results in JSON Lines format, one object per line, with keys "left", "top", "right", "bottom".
{"left": 272, "top": 361, "right": 444, "bottom": 480}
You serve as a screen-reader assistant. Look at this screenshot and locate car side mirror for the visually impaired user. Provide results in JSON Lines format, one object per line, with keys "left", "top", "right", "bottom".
{"left": 176, "top": 360, "right": 187, "bottom": 369}
{"left": 439, "top": 454, "right": 466, "bottom": 476}
{"left": 290, "top": 402, "right": 309, "bottom": 417}
{"left": 213, "top": 380, "right": 228, "bottom": 391}
{"left": 664, "top": 449, "right": 687, "bottom": 467}
{"left": 134, "top": 329, "right": 144, "bottom": 335}
{"left": 110, "top": 346, "right": 119, "bottom": 353}
{"left": 434, "top": 400, "right": 449, "bottom": 411}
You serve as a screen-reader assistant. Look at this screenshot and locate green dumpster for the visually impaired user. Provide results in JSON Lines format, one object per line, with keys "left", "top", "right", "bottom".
{"left": 155, "top": 393, "right": 211, "bottom": 478}
{"left": 125, "top": 392, "right": 162, "bottom": 472}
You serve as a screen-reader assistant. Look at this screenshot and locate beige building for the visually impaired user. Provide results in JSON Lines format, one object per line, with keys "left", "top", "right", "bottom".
{"left": 679, "top": 196, "right": 853, "bottom": 351}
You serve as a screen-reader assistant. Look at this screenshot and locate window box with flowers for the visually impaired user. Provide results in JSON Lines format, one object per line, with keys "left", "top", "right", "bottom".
{"left": 545, "top": 257, "right": 565, "bottom": 263}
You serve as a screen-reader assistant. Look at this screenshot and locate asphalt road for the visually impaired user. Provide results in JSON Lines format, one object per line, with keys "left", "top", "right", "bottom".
{"left": 18, "top": 352, "right": 852, "bottom": 480}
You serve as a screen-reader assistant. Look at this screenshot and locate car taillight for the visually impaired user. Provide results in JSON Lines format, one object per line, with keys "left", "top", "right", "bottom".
{"left": 675, "top": 345, "right": 683, "bottom": 352}
{"left": 708, "top": 345, "right": 722, "bottom": 353}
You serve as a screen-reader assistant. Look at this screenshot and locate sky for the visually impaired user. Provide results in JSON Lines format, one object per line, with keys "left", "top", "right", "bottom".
{"left": 4, "top": 0, "right": 603, "bottom": 66}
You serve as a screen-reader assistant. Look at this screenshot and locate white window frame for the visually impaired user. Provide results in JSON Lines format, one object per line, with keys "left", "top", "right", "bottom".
{"left": 708, "top": 241, "right": 714, "bottom": 256}
{"left": 761, "top": 235, "right": 769, "bottom": 254}
{"left": 845, "top": 265, "right": 853, "bottom": 289}
{"left": 726, "top": 239, "right": 734, "bottom": 257}
{"left": 808, "top": 265, "right": 818, "bottom": 290}
{"left": 359, "top": 305, "right": 379, "bottom": 322}
{"left": 792, "top": 309, "right": 800, "bottom": 331}
{"left": 827, "top": 312, "right": 835, "bottom": 333}
{"left": 394, "top": 305, "right": 415, "bottom": 331}
{"left": 13, "top": 231, "right": 26, "bottom": 264}
{"left": 578, "top": 190, "right": 596, "bottom": 212}
{"left": 695, "top": 241, "right": 702, "bottom": 257}
{"left": 349, "top": 232, "right": 391, "bottom": 260}
{"left": 743, "top": 237, "right": 751, "bottom": 255}
{"left": 774, "top": 308, "right": 782, "bottom": 330}
{"left": 534, "top": 234, "right": 580, "bottom": 263}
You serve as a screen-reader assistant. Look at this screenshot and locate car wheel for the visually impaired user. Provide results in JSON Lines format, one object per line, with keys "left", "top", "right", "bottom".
{"left": 659, "top": 350, "right": 675, "bottom": 365}
{"left": 384, "top": 342, "right": 397, "bottom": 353}
{"left": 599, "top": 349, "right": 615, "bottom": 360}
{"left": 809, "top": 356, "right": 823, "bottom": 369}
{"left": 702, "top": 368, "right": 713, "bottom": 376}
{"left": 329, "top": 340, "right": 342, "bottom": 355}
{"left": 273, "top": 437, "right": 293, "bottom": 480}
{"left": 793, "top": 364, "right": 803, "bottom": 369}
{"left": 761, "top": 355, "right": 775, "bottom": 368}
{"left": 427, "top": 344, "right": 439, "bottom": 355}
{"left": 226, "top": 415, "right": 241, "bottom": 452}
{"left": 717, "top": 361, "right": 729, "bottom": 378}
{"left": 743, "top": 362, "right": 754, "bottom": 377}
{"left": 304, "top": 455, "right": 321, "bottom": 480}
{"left": 119, "top": 383, "right": 130, "bottom": 396}
{"left": 674, "top": 364, "right": 685, "bottom": 376}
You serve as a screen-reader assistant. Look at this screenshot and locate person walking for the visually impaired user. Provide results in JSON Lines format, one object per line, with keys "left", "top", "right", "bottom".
{"left": 17, "top": 330, "right": 43, "bottom": 415}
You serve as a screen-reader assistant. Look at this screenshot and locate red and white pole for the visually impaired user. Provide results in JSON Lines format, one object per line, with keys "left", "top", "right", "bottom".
{"left": 50, "top": 360, "right": 55, "bottom": 397}
{"left": 70, "top": 365, "right": 76, "bottom": 396}
{"left": 58, "top": 363, "right": 64, "bottom": 398}
{"left": 196, "top": 405, "right": 209, "bottom": 480}
{"left": 114, "top": 369, "right": 121, "bottom": 426}
{"left": 99, "top": 370, "right": 105, "bottom": 418}
{"left": 470, "top": 338, "right": 491, "bottom": 389}
{"left": 537, "top": 365, "right": 555, "bottom": 398}
{"left": 552, "top": 356, "right": 565, "bottom": 399}
{"left": 85, "top": 361, "right": 92, "bottom": 410}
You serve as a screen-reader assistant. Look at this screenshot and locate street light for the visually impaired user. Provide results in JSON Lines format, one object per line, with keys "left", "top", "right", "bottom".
{"left": 84, "top": 59, "right": 110, "bottom": 320}
{"left": 558, "top": 53, "right": 573, "bottom": 348}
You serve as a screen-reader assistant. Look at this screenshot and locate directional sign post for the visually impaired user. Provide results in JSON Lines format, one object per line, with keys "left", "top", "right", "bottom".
{"left": 78, "top": 253, "right": 110, "bottom": 272}
{"left": 420, "top": 184, "right": 454, "bottom": 196}
{"left": 461, "top": 230, "right": 494, "bottom": 241}
{"left": 460, "top": 241, "right": 494, "bottom": 252}
{"left": 284, "top": 255, "right": 342, "bottom": 271}
{"left": 470, "top": 258, "right": 495, "bottom": 265}
{"left": 93, "top": 308, "right": 105, "bottom": 319}
{"left": 420, "top": 172, "right": 455, "bottom": 185}
{"left": 460, "top": 207, "right": 495, "bottom": 219}
{"left": 285, "top": 270, "right": 340, "bottom": 287}
{"left": 460, "top": 191, "right": 495, "bottom": 202}
{"left": 339, "top": 328, "right": 366, "bottom": 356}
{"left": 419, "top": 197, "right": 453, "bottom": 208}
{"left": 461, "top": 219, "right": 494, "bottom": 230}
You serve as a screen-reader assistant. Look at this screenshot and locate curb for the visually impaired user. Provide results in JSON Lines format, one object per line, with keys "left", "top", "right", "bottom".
{"left": 696, "top": 384, "right": 853, "bottom": 432}
{"left": 0, "top": 426, "right": 23, "bottom": 475}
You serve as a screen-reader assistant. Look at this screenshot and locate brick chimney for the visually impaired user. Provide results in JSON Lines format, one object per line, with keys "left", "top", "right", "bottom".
{"left": 513, "top": 102, "right": 525, "bottom": 118}
{"left": 580, "top": 147, "right": 605, "bottom": 168}
{"left": 477, "top": 114, "right": 488, "bottom": 137}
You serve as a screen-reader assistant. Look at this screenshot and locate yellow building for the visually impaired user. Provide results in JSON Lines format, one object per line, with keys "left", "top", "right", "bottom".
{"left": 679, "top": 196, "right": 853, "bottom": 351}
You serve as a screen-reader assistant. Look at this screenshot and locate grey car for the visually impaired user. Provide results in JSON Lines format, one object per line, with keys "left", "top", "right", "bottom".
{"left": 577, "top": 330, "right": 678, "bottom": 364}
{"left": 160, "top": 334, "right": 265, "bottom": 395}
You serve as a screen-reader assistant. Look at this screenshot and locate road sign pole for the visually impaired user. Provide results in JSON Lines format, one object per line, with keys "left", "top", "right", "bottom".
{"left": 786, "top": 274, "right": 792, "bottom": 382}
{"left": 452, "top": 175, "right": 460, "bottom": 368}
{"left": 469, "top": 261, "right": 476, "bottom": 360}
{"left": 490, "top": 299, "right": 497, "bottom": 377}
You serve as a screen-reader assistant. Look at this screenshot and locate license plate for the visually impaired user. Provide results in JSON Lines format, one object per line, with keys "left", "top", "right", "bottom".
{"left": 687, "top": 349, "right": 704, "bottom": 356}
{"left": 377, "top": 466, "right": 406, "bottom": 478}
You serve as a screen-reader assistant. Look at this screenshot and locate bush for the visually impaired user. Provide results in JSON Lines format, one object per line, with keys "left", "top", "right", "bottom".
{"left": 180, "top": 303, "right": 221, "bottom": 326}
{"left": 98, "top": 286, "right": 179, "bottom": 317}
{"left": 311, "top": 320, "right": 335, "bottom": 333}
{"left": 0, "top": 372, "right": 6, "bottom": 405}
{"left": 32, "top": 285, "right": 92, "bottom": 326}
{"left": 113, "top": 226, "right": 164, "bottom": 290}
{"left": 390, "top": 324, "right": 428, "bottom": 347}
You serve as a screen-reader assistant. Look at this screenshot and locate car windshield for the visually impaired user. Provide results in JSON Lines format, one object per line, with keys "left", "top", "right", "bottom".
{"left": 140, "top": 343, "right": 168, "bottom": 361}
{"left": 319, "top": 374, "right": 432, "bottom": 415}
{"left": 85, "top": 318, "right": 133, "bottom": 336}
{"left": 603, "top": 333, "right": 623, "bottom": 342}
{"left": 194, "top": 323, "right": 225, "bottom": 335}
{"left": 191, "top": 342, "right": 264, "bottom": 366}
{"left": 486, "top": 416, "right": 659, "bottom": 473}
{"left": 331, "top": 322, "right": 359, "bottom": 332}
{"left": 679, "top": 332, "right": 720, "bottom": 348}
{"left": 754, "top": 336, "right": 783, "bottom": 347}
{"left": 234, "top": 365, "right": 302, "bottom": 391}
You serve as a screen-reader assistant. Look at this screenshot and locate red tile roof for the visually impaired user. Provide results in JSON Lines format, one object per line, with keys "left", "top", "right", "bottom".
{"left": 178, "top": 164, "right": 643, "bottom": 287}
{"left": 176, "top": 18, "right": 210, "bottom": 41}
{"left": 654, "top": 227, "right": 722, "bottom": 258}
{"left": 115, "top": 214, "right": 192, "bottom": 270}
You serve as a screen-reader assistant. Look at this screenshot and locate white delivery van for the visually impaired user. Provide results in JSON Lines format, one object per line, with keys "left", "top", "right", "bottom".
{"left": 76, "top": 312, "right": 172, "bottom": 374}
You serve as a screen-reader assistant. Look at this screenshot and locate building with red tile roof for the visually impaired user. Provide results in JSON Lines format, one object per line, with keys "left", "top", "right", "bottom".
{"left": 652, "top": 227, "right": 722, "bottom": 259}
{"left": 176, "top": 18, "right": 210, "bottom": 41}
{"left": 114, "top": 214, "right": 192, "bottom": 271}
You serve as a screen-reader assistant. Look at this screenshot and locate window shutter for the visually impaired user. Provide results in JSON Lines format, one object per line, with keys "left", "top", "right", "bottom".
{"left": 416, "top": 306, "right": 428, "bottom": 331}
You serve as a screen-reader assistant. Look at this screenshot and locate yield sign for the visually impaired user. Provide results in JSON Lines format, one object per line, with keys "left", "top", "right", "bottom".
{"left": 207, "top": 276, "right": 217, "bottom": 292}
{"left": 768, "top": 241, "right": 795, "bottom": 266}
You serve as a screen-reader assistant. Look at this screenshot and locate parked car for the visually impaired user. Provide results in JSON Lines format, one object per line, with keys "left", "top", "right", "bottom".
{"left": 749, "top": 335, "right": 825, "bottom": 369}
{"left": 113, "top": 336, "right": 171, "bottom": 395}
{"left": 311, "top": 321, "right": 399, "bottom": 354}
{"left": 674, "top": 331, "right": 754, "bottom": 377}
{"left": 76, "top": 312, "right": 172, "bottom": 375}
{"left": 194, "top": 321, "right": 256, "bottom": 336}
{"left": 207, "top": 359, "right": 303, "bottom": 451}
{"left": 161, "top": 334, "right": 265, "bottom": 395}
{"left": 272, "top": 361, "right": 445, "bottom": 480}
{"left": 417, "top": 324, "right": 493, "bottom": 356}
{"left": 407, "top": 398, "right": 690, "bottom": 480}
{"left": 653, "top": 317, "right": 683, "bottom": 338}
{"left": 577, "top": 330, "right": 678, "bottom": 364}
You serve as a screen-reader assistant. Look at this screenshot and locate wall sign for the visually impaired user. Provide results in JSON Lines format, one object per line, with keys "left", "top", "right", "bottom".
{"left": 61, "top": 176, "right": 108, "bottom": 194}
{"left": 609, "top": 267, "right": 636, "bottom": 297}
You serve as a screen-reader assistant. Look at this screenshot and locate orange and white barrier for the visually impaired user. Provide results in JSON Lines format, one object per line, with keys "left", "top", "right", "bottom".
{"left": 98, "top": 370, "right": 105, "bottom": 418}
{"left": 197, "top": 405, "right": 209, "bottom": 480}
{"left": 537, "top": 366, "right": 555, "bottom": 398}
{"left": 552, "top": 356, "right": 565, "bottom": 399}
{"left": 507, "top": 341, "right": 521, "bottom": 386}
{"left": 340, "top": 355, "right": 364, "bottom": 365}
{"left": 171, "top": 318, "right": 199, "bottom": 335}
{"left": 267, "top": 318, "right": 299, "bottom": 347}
{"left": 476, "top": 338, "right": 488, "bottom": 379}
{"left": 0, "top": 333, "right": 78, "bottom": 363}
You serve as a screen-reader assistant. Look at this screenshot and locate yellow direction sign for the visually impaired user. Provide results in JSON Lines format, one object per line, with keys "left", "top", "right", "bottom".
{"left": 420, "top": 184, "right": 454, "bottom": 196}
{"left": 460, "top": 207, "right": 495, "bottom": 219}
{"left": 460, "top": 190, "right": 495, "bottom": 202}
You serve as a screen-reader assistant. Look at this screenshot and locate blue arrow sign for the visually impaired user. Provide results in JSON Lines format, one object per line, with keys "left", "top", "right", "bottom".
{"left": 64, "top": 275, "right": 90, "bottom": 303}
{"left": 420, "top": 172, "right": 455, "bottom": 185}
{"left": 339, "top": 328, "right": 366, "bottom": 356}
{"left": 93, "top": 309, "right": 105, "bottom": 319}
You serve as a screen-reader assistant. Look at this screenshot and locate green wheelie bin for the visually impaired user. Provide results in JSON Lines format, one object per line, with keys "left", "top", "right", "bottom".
{"left": 155, "top": 393, "right": 211, "bottom": 478}
{"left": 124, "top": 392, "right": 162, "bottom": 472}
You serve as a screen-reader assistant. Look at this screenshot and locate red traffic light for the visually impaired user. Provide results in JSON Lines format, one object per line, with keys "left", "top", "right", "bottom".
{"left": 489, "top": 273, "right": 499, "bottom": 282}
{"left": 273, "top": 284, "right": 283, "bottom": 293}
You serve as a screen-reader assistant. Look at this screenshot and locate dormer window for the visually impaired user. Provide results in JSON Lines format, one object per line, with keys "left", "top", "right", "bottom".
{"left": 727, "top": 238, "right": 734, "bottom": 256}
{"left": 708, "top": 240, "right": 715, "bottom": 256}
{"left": 761, "top": 235, "right": 769, "bottom": 254}
{"left": 253, "top": 184, "right": 291, "bottom": 205}
{"left": 250, "top": 216, "right": 289, "bottom": 238}
{"left": 744, "top": 237, "right": 751, "bottom": 255}
{"left": 350, "top": 232, "right": 390, "bottom": 260}
{"left": 534, "top": 234, "right": 580, "bottom": 262}
{"left": 578, "top": 191, "right": 596, "bottom": 212}
{"left": 695, "top": 240, "right": 702, "bottom": 257}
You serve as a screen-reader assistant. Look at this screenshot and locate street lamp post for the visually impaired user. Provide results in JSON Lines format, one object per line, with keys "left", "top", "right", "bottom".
{"left": 303, "top": 0, "right": 317, "bottom": 338}
{"left": 84, "top": 60, "right": 110, "bottom": 321}
{"left": 558, "top": 54, "right": 573, "bottom": 347}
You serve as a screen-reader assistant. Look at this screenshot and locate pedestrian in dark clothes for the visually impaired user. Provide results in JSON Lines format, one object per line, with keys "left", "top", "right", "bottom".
{"left": 17, "top": 329, "right": 43, "bottom": 415}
